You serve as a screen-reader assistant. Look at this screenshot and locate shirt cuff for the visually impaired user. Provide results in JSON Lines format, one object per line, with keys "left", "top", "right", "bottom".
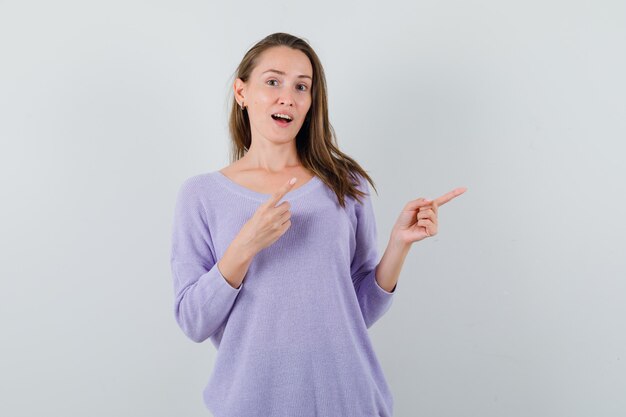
{"left": 374, "top": 275, "right": 396, "bottom": 294}
{"left": 195, "top": 263, "right": 243, "bottom": 309}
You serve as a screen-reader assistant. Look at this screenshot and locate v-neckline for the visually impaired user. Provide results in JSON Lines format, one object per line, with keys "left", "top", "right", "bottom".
{"left": 212, "top": 170, "right": 322, "bottom": 201}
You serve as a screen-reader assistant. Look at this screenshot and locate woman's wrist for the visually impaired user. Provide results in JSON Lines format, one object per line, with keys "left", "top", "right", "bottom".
{"left": 390, "top": 230, "right": 413, "bottom": 251}
{"left": 231, "top": 236, "right": 258, "bottom": 262}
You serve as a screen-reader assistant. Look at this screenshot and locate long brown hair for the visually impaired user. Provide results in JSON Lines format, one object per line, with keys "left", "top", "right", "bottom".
{"left": 227, "top": 32, "right": 377, "bottom": 208}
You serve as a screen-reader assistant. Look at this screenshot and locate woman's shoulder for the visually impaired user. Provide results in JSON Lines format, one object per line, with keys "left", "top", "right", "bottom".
{"left": 175, "top": 170, "right": 222, "bottom": 204}
{"left": 179, "top": 171, "right": 214, "bottom": 189}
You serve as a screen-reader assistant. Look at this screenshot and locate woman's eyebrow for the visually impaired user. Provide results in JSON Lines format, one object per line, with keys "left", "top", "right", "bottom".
{"left": 261, "top": 69, "right": 312, "bottom": 80}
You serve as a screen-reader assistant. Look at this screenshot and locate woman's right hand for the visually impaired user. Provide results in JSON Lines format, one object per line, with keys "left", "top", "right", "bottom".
{"left": 234, "top": 177, "right": 298, "bottom": 256}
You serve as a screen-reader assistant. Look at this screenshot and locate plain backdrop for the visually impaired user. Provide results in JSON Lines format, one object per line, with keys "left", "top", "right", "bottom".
{"left": 1, "top": 0, "right": 624, "bottom": 416}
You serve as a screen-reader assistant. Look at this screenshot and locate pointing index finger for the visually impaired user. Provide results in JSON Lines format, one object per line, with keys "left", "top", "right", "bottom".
{"left": 266, "top": 177, "right": 297, "bottom": 207}
{"left": 433, "top": 187, "right": 467, "bottom": 207}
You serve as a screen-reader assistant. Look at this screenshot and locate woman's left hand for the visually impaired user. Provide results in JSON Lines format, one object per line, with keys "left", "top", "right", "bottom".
{"left": 391, "top": 187, "right": 467, "bottom": 245}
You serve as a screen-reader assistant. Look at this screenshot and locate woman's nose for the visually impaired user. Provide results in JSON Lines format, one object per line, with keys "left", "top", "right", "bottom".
{"left": 279, "top": 91, "right": 295, "bottom": 106}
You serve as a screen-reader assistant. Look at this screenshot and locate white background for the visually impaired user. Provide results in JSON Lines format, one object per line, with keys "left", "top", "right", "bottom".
{"left": 1, "top": 0, "right": 624, "bottom": 416}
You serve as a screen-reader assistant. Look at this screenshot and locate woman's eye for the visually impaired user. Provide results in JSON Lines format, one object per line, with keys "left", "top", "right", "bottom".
{"left": 266, "top": 79, "right": 308, "bottom": 91}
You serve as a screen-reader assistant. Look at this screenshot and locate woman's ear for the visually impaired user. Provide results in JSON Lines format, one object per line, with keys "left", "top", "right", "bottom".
{"left": 233, "top": 78, "right": 246, "bottom": 104}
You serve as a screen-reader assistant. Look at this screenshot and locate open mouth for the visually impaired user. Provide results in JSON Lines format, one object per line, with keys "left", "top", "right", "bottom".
{"left": 271, "top": 113, "right": 293, "bottom": 125}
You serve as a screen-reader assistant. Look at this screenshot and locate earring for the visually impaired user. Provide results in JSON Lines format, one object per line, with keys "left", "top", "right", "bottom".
{"left": 240, "top": 101, "right": 245, "bottom": 110}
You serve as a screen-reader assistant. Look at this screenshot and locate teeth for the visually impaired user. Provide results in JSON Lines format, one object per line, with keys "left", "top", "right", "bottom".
{"left": 272, "top": 113, "right": 292, "bottom": 121}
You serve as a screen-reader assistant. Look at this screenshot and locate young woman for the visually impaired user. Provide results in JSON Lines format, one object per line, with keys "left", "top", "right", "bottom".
{"left": 170, "top": 32, "right": 466, "bottom": 417}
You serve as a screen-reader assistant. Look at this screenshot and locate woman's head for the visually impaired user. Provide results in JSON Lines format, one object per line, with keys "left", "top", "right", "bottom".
{"left": 229, "top": 33, "right": 326, "bottom": 158}
{"left": 228, "top": 32, "right": 376, "bottom": 207}
{"left": 233, "top": 44, "right": 314, "bottom": 150}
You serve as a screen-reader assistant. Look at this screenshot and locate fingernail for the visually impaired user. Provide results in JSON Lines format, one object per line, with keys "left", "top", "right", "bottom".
{"left": 289, "top": 177, "right": 297, "bottom": 185}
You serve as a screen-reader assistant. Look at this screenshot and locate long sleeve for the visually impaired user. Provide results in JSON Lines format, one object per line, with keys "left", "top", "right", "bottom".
{"left": 350, "top": 175, "right": 396, "bottom": 329}
{"left": 174, "top": 170, "right": 396, "bottom": 416}
{"left": 170, "top": 177, "right": 243, "bottom": 343}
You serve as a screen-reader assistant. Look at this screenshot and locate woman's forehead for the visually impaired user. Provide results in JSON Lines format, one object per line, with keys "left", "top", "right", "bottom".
{"left": 255, "top": 47, "right": 313, "bottom": 78}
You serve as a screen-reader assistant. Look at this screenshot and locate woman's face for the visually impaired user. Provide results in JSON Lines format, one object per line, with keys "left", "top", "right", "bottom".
{"left": 235, "top": 46, "right": 313, "bottom": 145}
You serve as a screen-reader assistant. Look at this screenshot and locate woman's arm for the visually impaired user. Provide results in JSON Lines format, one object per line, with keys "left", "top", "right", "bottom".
{"left": 375, "top": 237, "right": 411, "bottom": 293}
{"left": 377, "top": 186, "right": 467, "bottom": 291}
{"left": 217, "top": 239, "right": 255, "bottom": 289}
